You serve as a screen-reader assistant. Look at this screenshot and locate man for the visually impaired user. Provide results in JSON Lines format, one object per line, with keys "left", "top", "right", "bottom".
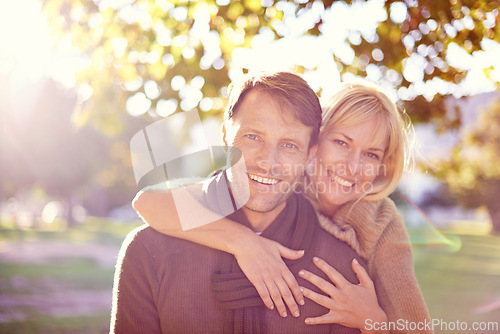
{"left": 111, "top": 72, "right": 366, "bottom": 333}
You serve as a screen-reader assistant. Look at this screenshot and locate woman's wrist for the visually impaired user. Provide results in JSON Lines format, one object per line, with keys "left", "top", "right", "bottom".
{"left": 222, "top": 220, "right": 259, "bottom": 255}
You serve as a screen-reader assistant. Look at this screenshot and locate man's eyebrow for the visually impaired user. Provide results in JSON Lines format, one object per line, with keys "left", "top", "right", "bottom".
{"left": 242, "top": 127, "right": 264, "bottom": 135}
{"left": 238, "top": 124, "right": 261, "bottom": 132}
{"left": 282, "top": 136, "right": 303, "bottom": 144}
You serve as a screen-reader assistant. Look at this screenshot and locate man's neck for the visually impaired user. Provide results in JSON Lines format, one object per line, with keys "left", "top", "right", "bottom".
{"left": 241, "top": 201, "right": 287, "bottom": 233}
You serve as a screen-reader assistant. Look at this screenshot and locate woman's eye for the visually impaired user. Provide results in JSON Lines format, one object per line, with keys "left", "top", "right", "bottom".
{"left": 366, "top": 152, "right": 380, "bottom": 160}
{"left": 283, "top": 143, "right": 296, "bottom": 149}
{"left": 247, "top": 134, "right": 258, "bottom": 140}
{"left": 334, "top": 139, "right": 347, "bottom": 147}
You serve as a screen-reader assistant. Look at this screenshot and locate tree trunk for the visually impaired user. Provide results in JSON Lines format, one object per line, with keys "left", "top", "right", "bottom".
{"left": 486, "top": 205, "right": 500, "bottom": 234}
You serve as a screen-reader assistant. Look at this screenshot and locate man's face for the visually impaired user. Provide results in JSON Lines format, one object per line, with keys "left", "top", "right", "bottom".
{"left": 224, "top": 89, "right": 315, "bottom": 215}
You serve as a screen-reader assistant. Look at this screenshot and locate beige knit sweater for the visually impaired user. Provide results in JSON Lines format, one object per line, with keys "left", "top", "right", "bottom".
{"left": 316, "top": 197, "right": 433, "bottom": 334}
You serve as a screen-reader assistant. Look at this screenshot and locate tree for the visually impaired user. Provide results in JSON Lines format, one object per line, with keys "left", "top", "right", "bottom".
{"left": 28, "top": 0, "right": 500, "bottom": 215}
{"left": 41, "top": 0, "right": 500, "bottom": 133}
{"left": 429, "top": 94, "right": 500, "bottom": 233}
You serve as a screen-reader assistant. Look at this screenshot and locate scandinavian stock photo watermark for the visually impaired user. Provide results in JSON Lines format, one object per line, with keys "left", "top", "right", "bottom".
{"left": 245, "top": 157, "right": 387, "bottom": 196}
{"left": 129, "top": 110, "right": 388, "bottom": 230}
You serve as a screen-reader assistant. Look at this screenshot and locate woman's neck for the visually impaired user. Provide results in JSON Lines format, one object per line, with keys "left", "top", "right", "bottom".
{"left": 303, "top": 180, "right": 340, "bottom": 218}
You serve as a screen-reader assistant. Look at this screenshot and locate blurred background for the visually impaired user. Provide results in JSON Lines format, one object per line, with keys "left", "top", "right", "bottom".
{"left": 0, "top": 0, "right": 499, "bottom": 332}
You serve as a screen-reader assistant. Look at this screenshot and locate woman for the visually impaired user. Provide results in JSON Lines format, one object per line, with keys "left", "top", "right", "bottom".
{"left": 133, "top": 82, "right": 431, "bottom": 333}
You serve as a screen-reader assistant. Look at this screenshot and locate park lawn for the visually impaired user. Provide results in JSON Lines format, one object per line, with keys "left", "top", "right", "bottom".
{"left": 413, "top": 232, "right": 500, "bottom": 332}
{"left": 0, "top": 219, "right": 142, "bottom": 334}
{"left": 0, "top": 260, "right": 115, "bottom": 334}
{"left": 0, "top": 313, "right": 111, "bottom": 334}
{"left": 0, "top": 219, "right": 499, "bottom": 333}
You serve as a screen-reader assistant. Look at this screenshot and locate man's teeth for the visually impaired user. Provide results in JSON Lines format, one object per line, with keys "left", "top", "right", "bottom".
{"left": 248, "top": 173, "right": 279, "bottom": 185}
{"left": 331, "top": 174, "right": 354, "bottom": 187}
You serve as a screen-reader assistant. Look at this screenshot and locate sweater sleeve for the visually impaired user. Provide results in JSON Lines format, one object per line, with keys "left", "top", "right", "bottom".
{"left": 368, "top": 205, "right": 433, "bottom": 334}
{"left": 110, "top": 227, "right": 162, "bottom": 334}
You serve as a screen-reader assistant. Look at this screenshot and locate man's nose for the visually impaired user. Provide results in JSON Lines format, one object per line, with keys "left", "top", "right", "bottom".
{"left": 258, "top": 144, "right": 280, "bottom": 170}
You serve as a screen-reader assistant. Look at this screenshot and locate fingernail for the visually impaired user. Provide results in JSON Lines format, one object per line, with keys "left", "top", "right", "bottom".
{"left": 299, "top": 270, "right": 305, "bottom": 276}
{"left": 299, "top": 250, "right": 305, "bottom": 254}
{"left": 313, "top": 257, "right": 319, "bottom": 262}
{"left": 299, "top": 286, "right": 304, "bottom": 292}
{"left": 270, "top": 305, "right": 274, "bottom": 310}
{"left": 305, "top": 319, "right": 311, "bottom": 325}
{"left": 294, "top": 311, "right": 300, "bottom": 317}
{"left": 353, "top": 258, "right": 359, "bottom": 265}
{"left": 282, "top": 311, "right": 287, "bottom": 317}
{"left": 299, "top": 299, "right": 305, "bottom": 305}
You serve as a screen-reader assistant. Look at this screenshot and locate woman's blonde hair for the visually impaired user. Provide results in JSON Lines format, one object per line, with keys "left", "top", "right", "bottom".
{"left": 321, "top": 81, "right": 413, "bottom": 201}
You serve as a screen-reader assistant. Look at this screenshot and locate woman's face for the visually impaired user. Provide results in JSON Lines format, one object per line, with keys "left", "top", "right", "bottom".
{"left": 311, "top": 116, "right": 388, "bottom": 216}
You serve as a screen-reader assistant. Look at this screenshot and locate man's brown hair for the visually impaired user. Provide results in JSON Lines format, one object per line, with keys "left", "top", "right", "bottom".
{"left": 224, "top": 71, "right": 322, "bottom": 148}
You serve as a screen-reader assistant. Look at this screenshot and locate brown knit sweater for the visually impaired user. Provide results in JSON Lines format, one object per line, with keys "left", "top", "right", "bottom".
{"left": 316, "top": 197, "right": 433, "bottom": 334}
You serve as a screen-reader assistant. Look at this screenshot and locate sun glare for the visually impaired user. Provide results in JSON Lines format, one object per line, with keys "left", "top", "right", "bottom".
{"left": 0, "top": 0, "right": 51, "bottom": 82}
{"left": 0, "top": 0, "right": 85, "bottom": 89}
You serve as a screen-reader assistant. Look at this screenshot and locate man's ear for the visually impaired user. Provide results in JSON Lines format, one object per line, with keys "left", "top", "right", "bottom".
{"left": 221, "top": 123, "right": 228, "bottom": 147}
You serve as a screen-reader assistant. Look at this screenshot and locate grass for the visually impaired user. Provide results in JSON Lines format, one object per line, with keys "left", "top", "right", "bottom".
{"left": 1, "top": 218, "right": 500, "bottom": 333}
{"left": 0, "top": 218, "right": 142, "bottom": 333}
{"left": 0, "top": 217, "right": 143, "bottom": 245}
{"left": 413, "top": 232, "right": 500, "bottom": 332}
{"left": 0, "top": 259, "right": 115, "bottom": 292}
{"left": 0, "top": 313, "right": 111, "bottom": 334}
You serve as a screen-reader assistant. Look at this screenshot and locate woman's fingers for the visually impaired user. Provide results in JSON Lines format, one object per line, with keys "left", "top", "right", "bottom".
{"left": 351, "top": 258, "right": 374, "bottom": 288}
{"left": 259, "top": 266, "right": 300, "bottom": 317}
{"left": 278, "top": 244, "right": 305, "bottom": 261}
{"left": 252, "top": 278, "right": 275, "bottom": 310}
{"left": 282, "top": 268, "right": 305, "bottom": 305}
{"left": 305, "top": 313, "right": 336, "bottom": 325}
{"left": 300, "top": 286, "right": 335, "bottom": 309}
{"left": 275, "top": 273, "right": 301, "bottom": 317}
{"left": 265, "top": 279, "right": 288, "bottom": 317}
{"left": 312, "top": 257, "right": 349, "bottom": 289}
{"left": 277, "top": 243, "right": 305, "bottom": 308}
{"left": 298, "top": 269, "right": 336, "bottom": 296}
{"left": 234, "top": 237, "right": 307, "bottom": 318}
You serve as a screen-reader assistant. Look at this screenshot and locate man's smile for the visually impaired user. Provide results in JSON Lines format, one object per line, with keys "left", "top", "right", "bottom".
{"left": 247, "top": 172, "right": 281, "bottom": 185}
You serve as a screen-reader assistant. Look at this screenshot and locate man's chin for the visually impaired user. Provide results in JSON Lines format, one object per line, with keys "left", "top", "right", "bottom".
{"left": 243, "top": 198, "right": 287, "bottom": 214}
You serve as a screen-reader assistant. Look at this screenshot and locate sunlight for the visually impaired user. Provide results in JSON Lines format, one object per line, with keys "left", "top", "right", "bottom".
{"left": 0, "top": 0, "right": 51, "bottom": 82}
{"left": 0, "top": 0, "right": 85, "bottom": 91}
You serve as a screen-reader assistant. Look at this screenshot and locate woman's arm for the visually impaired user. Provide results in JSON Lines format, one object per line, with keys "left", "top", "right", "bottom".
{"left": 367, "top": 209, "right": 433, "bottom": 334}
{"left": 298, "top": 257, "right": 389, "bottom": 334}
{"left": 132, "top": 188, "right": 305, "bottom": 318}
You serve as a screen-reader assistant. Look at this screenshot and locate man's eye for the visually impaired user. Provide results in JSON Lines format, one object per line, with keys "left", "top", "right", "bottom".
{"left": 247, "top": 134, "right": 258, "bottom": 140}
{"left": 284, "top": 143, "right": 296, "bottom": 149}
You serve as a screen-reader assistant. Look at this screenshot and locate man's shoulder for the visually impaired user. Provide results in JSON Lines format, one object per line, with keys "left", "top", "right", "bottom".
{"left": 123, "top": 223, "right": 166, "bottom": 244}
{"left": 120, "top": 224, "right": 190, "bottom": 256}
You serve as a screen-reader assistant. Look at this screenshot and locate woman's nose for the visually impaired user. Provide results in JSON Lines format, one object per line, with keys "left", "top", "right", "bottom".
{"left": 346, "top": 152, "right": 362, "bottom": 176}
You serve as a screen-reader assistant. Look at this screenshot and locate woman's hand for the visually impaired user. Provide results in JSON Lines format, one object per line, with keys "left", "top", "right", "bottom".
{"left": 231, "top": 233, "right": 305, "bottom": 318}
{"left": 299, "top": 257, "right": 388, "bottom": 334}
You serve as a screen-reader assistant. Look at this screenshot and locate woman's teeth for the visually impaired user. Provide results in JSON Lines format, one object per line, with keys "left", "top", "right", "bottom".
{"left": 331, "top": 174, "right": 354, "bottom": 187}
